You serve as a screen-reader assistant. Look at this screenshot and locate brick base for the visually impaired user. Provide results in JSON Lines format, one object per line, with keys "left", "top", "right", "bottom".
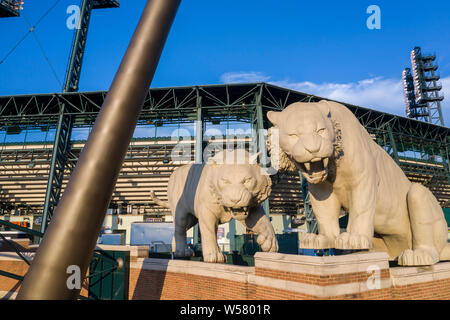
{"left": 130, "top": 269, "right": 251, "bottom": 300}
{"left": 0, "top": 256, "right": 28, "bottom": 299}
{"left": 0, "top": 253, "right": 89, "bottom": 299}
{"left": 2, "top": 247, "right": 450, "bottom": 300}
{"left": 129, "top": 251, "right": 450, "bottom": 300}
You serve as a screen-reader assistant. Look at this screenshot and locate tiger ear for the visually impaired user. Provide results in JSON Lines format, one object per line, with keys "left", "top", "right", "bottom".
{"left": 317, "top": 100, "right": 332, "bottom": 118}
{"left": 267, "top": 111, "right": 280, "bottom": 126}
{"left": 249, "top": 152, "right": 261, "bottom": 165}
{"left": 207, "top": 150, "right": 225, "bottom": 165}
{"left": 206, "top": 156, "right": 217, "bottom": 165}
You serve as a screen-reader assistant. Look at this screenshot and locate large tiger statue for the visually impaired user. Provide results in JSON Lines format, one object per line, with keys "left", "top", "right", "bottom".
{"left": 267, "top": 100, "right": 450, "bottom": 266}
{"left": 150, "top": 149, "right": 278, "bottom": 263}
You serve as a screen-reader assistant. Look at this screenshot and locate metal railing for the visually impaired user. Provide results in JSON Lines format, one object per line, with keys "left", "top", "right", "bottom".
{"left": 0, "top": 219, "right": 121, "bottom": 299}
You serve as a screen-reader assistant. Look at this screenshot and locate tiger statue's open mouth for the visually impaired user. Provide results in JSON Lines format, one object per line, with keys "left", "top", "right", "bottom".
{"left": 297, "top": 157, "right": 329, "bottom": 184}
{"left": 224, "top": 206, "right": 251, "bottom": 220}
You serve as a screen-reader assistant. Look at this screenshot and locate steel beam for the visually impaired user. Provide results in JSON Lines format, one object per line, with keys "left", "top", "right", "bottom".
{"left": 300, "top": 174, "right": 318, "bottom": 234}
{"left": 17, "top": 0, "right": 181, "bottom": 300}
{"left": 41, "top": 0, "right": 94, "bottom": 233}
{"left": 194, "top": 89, "right": 203, "bottom": 164}
{"left": 254, "top": 88, "right": 270, "bottom": 215}
{"left": 193, "top": 88, "right": 203, "bottom": 245}
{"left": 64, "top": 0, "right": 94, "bottom": 93}
{"left": 40, "top": 110, "right": 72, "bottom": 233}
{"left": 387, "top": 124, "right": 400, "bottom": 165}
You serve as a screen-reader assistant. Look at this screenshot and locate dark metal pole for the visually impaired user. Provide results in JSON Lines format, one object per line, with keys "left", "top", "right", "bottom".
{"left": 17, "top": 0, "right": 181, "bottom": 300}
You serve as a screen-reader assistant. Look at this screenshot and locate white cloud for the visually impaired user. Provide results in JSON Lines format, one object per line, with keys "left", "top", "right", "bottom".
{"left": 220, "top": 71, "right": 450, "bottom": 122}
{"left": 271, "top": 77, "right": 405, "bottom": 114}
{"left": 220, "top": 71, "right": 270, "bottom": 84}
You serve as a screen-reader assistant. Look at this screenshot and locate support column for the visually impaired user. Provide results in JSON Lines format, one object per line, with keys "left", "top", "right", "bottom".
{"left": 254, "top": 88, "right": 270, "bottom": 216}
{"left": 63, "top": 0, "right": 94, "bottom": 92}
{"left": 300, "top": 174, "right": 318, "bottom": 234}
{"left": 441, "top": 142, "right": 450, "bottom": 185}
{"left": 387, "top": 124, "right": 400, "bottom": 164}
{"left": 436, "top": 101, "right": 445, "bottom": 127}
{"left": 193, "top": 89, "right": 203, "bottom": 246}
{"left": 40, "top": 109, "right": 72, "bottom": 234}
{"left": 194, "top": 91, "right": 203, "bottom": 164}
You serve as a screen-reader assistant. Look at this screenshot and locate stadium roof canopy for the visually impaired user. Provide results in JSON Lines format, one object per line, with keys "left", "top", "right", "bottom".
{"left": 0, "top": 82, "right": 449, "bottom": 214}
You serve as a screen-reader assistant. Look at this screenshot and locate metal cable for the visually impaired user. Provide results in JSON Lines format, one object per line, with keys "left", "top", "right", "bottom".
{"left": 0, "top": 28, "right": 30, "bottom": 65}
{"left": 0, "top": 0, "right": 62, "bottom": 65}
{"left": 22, "top": 12, "right": 63, "bottom": 87}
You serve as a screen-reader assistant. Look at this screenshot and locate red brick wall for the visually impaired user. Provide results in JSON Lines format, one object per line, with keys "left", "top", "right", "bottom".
{"left": 255, "top": 267, "right": 391, "bottom": 286}
{"left": 0, "top": 259, "right": 90, "bottom": 299}
{"left": 0, "top": 260, "right": 28, "bottom": 297}
{"left": 328, "top": 279, "right": 450, "bottom": 300}
{"left": 391, "top": 278, "right": 450, "bottom": 300}
{"left": 129, "top": 268, "right": 251, "bottom": 300}
{"left": 251, "top": 283, "right": 317, "bottom": 300}
{"left": 0, "top": 239, "right": 32, "bottom": 251}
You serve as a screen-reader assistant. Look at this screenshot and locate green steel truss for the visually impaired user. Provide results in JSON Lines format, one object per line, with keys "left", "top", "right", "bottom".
{"left": 0, "top": 83, "right": 447, "bottom": 143}
{"left": 40, "top": 0, "right": 95, "bottom": 232}
{"left": 0, "top": 83, "right": 449, "bottom": 219}
{"left": 40, "top": 112, "right": 73, "bottom": 232}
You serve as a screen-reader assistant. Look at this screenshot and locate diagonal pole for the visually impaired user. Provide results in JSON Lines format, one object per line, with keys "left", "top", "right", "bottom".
{"left": 17, "top": 0, "right": 181, "bottom": 300}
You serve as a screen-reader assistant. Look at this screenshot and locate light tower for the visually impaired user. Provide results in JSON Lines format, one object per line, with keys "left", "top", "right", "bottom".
{"left": 402, "top": 68, "right": 417, "bottom": 118}
{"left": 403, "top": 47, "right": 445, "bottom": 126}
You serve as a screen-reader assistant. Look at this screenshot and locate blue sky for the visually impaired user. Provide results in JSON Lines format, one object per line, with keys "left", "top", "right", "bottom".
{"left": 0, "top": 0, "right": 449, "bottom": 124}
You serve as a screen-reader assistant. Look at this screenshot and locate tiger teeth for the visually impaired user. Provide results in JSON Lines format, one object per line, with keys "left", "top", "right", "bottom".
{"left": 227, "top": 207, "right": 249, "bottom": 214}
{"left": 304, "top": 162, "right": 311, "bottom": 172}
{"left": 323, "top": 158, "right": 329, "bottom": 168}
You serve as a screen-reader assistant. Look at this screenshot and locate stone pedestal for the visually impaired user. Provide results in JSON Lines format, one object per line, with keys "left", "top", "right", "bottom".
{"left": 250, "top": 251, "right": 450, "bottom": 299}
{"left": 129, "top": 251, "right": 450, "bottom": 299}
{"left": 251, "top": 251, "right": 392, "bottom": 299}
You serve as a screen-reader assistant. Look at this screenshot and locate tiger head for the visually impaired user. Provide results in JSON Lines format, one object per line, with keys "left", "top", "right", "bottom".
{"left": 267, "top": 100, "right": 339, "bottom": 184}
{"left": 208, "top": 149, "right": 272, "bottom": 220}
